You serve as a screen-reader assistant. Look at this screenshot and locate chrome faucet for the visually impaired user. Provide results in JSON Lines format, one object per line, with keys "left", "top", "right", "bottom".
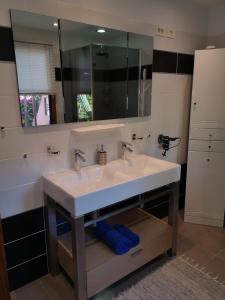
{"left": 74, "top": 149, "right": 86, "bottom": 171}
{"left": 121, "top": 141, "right": 133, "bottom": 159}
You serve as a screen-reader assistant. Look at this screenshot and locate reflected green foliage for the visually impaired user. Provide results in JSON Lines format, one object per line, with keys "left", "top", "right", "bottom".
{"left": 19, "top": 95, "right": 41, "bottom": 127}
{"left": 77, "top": 94, "right": 93, "bottom": 121}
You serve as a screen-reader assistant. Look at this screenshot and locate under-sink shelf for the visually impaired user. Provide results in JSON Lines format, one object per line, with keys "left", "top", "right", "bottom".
{"left": 57, "top": 208, "right": 172, "bottom": 298}
{"left": 71, "top": 123, "right": 125, "bottom": 135}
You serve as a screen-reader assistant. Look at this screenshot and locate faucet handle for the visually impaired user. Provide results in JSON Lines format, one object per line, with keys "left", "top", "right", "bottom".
{"left": 75, "top": 149, "right": 85, "bottom": 155}
{"left": 122, "top": 141, "right": 133, "bottom": 147}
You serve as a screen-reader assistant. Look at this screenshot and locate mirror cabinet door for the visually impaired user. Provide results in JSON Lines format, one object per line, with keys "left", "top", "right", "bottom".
{"left": 11, "top": 10, "right": 64, "bottom": 127}
{"left": 128, "top": 33, "right": 153, "bottom": 117}
{"left": 59, "top": 19, "right": 128, "bottom": 122}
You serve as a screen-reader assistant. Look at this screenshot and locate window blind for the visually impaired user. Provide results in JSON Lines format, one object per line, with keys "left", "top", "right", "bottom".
{"left": 15, "top": 42, "right": 56, "bottom": 94}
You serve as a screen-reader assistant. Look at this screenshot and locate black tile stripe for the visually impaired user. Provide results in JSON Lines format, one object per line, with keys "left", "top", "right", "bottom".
{"left": 0, "top": 27, "right": 15, "bottom": 62}
{"left": 8, "top": 254, "right": 48, "bottom": 291}
{"left": 56, "top": 211, "right": 66, "bottom": 225}
{"left": 153, "top": 50, "right": 177, "bottom": 73}
{"left": 147, "top": 201, "right": 169, "bottom": 219}
{"left": 62, "top": 50, "right": 194, "bottom": 80}
{"left": 2, "top": 207, "right": 45, "bottom": 244}
{"left": 62, "top": 65, "right": 153, "bottom": 82}
{"left": 153, "top": 50, "right": 194, "bottom": 75}
{"left": 57, "top": 222, "right": 71, "bottom": 235}
{"left": 5, "top": 231, "right": 46, "bottom": 269}
{"left": 177, "top": 53, "right": 194, "bottom": 74}
{"left": 55, "top": 67, "right": 62, "bottom": 81}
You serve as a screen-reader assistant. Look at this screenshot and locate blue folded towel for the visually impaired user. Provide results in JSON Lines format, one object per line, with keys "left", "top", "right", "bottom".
{"left": 113, "top": 224, "right": 140, "bottom": 247}
{"left": 94, "top": 221, "right": 133, "bottom": 255}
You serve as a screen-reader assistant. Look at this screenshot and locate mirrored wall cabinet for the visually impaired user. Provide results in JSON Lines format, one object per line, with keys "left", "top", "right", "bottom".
{"left": 10, "top": 10, "right": 153, "bottom": 127}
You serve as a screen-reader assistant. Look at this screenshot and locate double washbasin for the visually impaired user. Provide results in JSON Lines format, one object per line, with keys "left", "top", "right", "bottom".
{"left": 43, "top": 154, "right": 180, "bottom": 217}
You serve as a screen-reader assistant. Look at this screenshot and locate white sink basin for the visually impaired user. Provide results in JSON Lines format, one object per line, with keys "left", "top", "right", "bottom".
{"left": 109, "top": 155, "right": 175, "bottom": 177}
{"left": 43, "top": 154, "right": 180, "bottom": 217}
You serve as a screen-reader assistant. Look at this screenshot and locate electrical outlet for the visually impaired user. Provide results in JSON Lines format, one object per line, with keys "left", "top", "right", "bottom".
{"left": 156, "top": 26, "right": 167, "bottom": 37}
{"left": 167, "top": 28, "right": 175, "bottom": 39}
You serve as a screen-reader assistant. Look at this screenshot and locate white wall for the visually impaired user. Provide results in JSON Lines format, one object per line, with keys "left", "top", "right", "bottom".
{"left": 0, "top": 0, "right": 208, "bottom": 218}
{"left": 208, "top": 3, "right": 225, "bottom": 48}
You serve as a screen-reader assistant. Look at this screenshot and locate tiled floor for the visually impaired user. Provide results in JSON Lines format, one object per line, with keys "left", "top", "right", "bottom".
{"left": 176, "top": 212, "right": 225, "bottom": 284}
{"left": 11, "top": 211, "right": 225, "bottom": 300}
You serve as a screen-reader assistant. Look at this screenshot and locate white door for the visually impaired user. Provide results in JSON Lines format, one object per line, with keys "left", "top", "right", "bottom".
{"left": 185, "top": 150, "right": 225, "bottom": 227}
{"left": 191, "top": 49, "right": 225, "bottom": 125}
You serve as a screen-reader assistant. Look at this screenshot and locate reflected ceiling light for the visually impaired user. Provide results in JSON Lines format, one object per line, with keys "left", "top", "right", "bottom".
{"left": 53, "top": 22, "right": 58, "bottom": 27}
{"left": 97, "top": 28, "right": 106, "bottom": 33}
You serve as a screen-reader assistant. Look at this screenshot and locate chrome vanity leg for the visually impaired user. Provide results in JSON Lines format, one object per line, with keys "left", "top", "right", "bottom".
{"left": 45, "top": 194, "right": 60, "bottom": 275}
{"left": 168, "top": 182, "right": 179, "bottom": 256}
{"left": 71, "top": 216, "right": 87, "bottom": 300}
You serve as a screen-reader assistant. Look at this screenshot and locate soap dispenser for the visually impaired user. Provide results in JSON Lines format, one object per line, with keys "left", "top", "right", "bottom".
{"left": 97, "top": 144, "right": 107, "bottom": 165}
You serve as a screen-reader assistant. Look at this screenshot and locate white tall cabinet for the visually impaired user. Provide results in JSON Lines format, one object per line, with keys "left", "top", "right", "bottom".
{"left": 185, "top": 49, "right": 225, "bottom": 227}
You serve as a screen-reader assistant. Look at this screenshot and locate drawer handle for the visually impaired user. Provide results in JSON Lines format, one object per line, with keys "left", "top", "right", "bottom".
{"left": 130, "top": 248, "right": 143, "bottom": 257}
{"left": 208, "top": 145, "right": 211, "bottom": 149}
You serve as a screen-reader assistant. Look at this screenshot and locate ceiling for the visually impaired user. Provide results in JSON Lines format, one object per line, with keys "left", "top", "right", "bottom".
{"left": 191, "top": 0, "right": 225, "bottom": 8}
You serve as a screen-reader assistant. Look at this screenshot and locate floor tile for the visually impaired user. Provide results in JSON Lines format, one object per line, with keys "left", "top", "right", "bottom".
{"left": 182, "top": 245, "right": 214, "bottom": 266}
{"left": 216, "top": 249, "right": 225, "bottom": 262}
{"left": 204, "top": 257, "right": 225, "bottom": 282}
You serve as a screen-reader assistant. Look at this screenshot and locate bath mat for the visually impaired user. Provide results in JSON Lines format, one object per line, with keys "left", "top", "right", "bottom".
{"left": 112, "top": 257, "right": 225, "bottom": 300}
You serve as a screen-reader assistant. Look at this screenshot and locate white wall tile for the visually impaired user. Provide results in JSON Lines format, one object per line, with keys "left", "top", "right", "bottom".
{"left": 0, "top": 181, "right": 43, "bottom": 218}
{"left": 149, "top": 74, "right": 192, "bottom": 164}
{"left": 0, "top": 154, "right": 47, "bottom": 190}
{"left": 0, "top": 96, "right": 21, "bottom": 128}
{"left": 0, "top": 127, "right": 70, "bottom": 160}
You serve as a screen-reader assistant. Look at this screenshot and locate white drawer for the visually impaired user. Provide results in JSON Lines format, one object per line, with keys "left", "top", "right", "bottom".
{"left": 189, "top": 140, "right": 212, "bottom": 152}
{"left": 189, "top": 140, "right": 225, "bottom": 153}
{"left": 189, "top": 128, "right": 225, "bottom": 141}
{"left": 213, "top": 141, "right": 225, "bottom": 152}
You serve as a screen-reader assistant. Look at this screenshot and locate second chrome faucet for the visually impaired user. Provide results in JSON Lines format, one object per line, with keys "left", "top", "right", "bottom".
{"left": 74, "top": 149, "right": 86, "bottom": 171}
{"left": 121, "top": 141, "right": 133, "bottom": 159}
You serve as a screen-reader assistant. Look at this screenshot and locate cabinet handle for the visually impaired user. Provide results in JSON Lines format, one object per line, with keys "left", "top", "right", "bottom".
{"left": 208, "top": 145, "right": 211, "bottom": 149}
{"left": 206, "top": 158, "right": 210, "bottom": 162}
{"left": 193, "top": 102, "right": 197, "bottom": 111}
{"left": 130, "top": 248, "right": 143, "bottom": 257}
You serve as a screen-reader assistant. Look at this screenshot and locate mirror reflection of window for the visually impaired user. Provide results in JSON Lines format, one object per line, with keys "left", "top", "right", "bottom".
{"left": 11, "top": 10, "right": 63, "bottom": 127}
{"left": 15, "top": 42, "right": 55, "bottom": 126}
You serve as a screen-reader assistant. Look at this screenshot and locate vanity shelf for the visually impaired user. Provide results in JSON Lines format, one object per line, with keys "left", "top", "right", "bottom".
{"left": 71, "top": 123, "right": 125, "bottom": 135}
{"left": 57, "top": 208, "right": 172, "bottom": 298}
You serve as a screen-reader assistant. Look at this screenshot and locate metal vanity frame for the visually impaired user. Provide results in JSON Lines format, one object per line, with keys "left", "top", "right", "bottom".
{"left": 45, "top": 181, "right": 179, "bottom": 300}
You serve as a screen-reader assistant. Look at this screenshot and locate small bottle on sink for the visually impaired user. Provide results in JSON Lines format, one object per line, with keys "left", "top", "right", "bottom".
{"left": 97, "top": 144, "right": 107, "bottom": 165}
